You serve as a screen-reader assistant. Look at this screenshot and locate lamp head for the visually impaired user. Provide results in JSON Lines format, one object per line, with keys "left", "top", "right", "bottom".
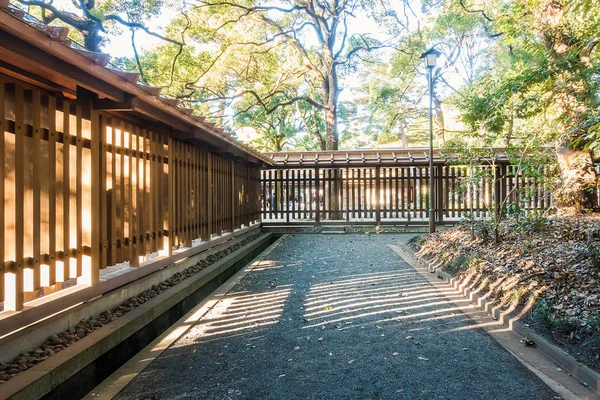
{"left": 420, "top": 48, "right": 441, "bottom": 68}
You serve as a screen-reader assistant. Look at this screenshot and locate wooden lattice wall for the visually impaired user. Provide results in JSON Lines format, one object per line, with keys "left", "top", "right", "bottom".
{"left": 0, "top": 76, "right": 261, "bottom": 311}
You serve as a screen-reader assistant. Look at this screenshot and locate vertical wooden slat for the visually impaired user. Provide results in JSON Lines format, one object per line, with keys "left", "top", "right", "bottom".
{"left": 119, "top": 119, "right": 127, "bottom": 262}
{"left": 207, "top": 152, "right": 213, "bottom": 237}
{"left": 110, "top": 119, "right": 117, "bottom": 266}
{"left": 99, "top": 115, "right": 108, "bottom": 269}
{"left": 128, "top": 124, "right": 138, "bottom": 266}
{"left": 0, "top": 81, "right": 5, "bottom": 301}
{"left": 436, "top": 164, "right": 444, "bottom": 224}
{"left": 394, "top": 168, "right": 399, "bottom": 219}
{"left": 8, "top": 83, "right": 25, "bottom": 310}
{"left": 149, "top": 132, "right": 157, "bottom": 250}
{"left": 75, "top": 105, "right": 83, "bottom": 276}
{"left": 88, "top": 107, "right": 100, "bottom": 285}
{"left": 62, "top": 100, "right": 71, "bottom": 277}
{"left": 47, "top": 96, "right": 57, "bottom": 285}
{"left": 345, "top": 168, "right": 350, "bottom": 222}
{"left": 267, "top": 170, "right": 272, "bottom": 220}
{"left": 303, "top": 169, "right": 307, "bottom": 219}
{"left": 155, "top": 133, "right": 162, "bottom": 249}
{"left": 285, "top": 169, "right": 290, "bottom": 224}
{"left": 167, "top": 137, "right": 175, "bottom": 254}
{"left": 231, "top": 159, "right": 236, "bottom": 231}
{"left": 375, "top": 166, "right": 381, "bottom": 225}
{"left": 400, "top": 167, "right": 405, "bottom": 219}
{"left": 32, "top": 90, "right": 42, "bottom": 292}
{"left": 315, "top": 167, "right": 320, "bottom": 225}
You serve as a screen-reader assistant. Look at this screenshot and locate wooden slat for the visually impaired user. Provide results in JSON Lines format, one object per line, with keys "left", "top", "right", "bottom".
{"left": 110, "top": 118, "right": 117, "bottom": 266}
{"left": 75, "top": 105, "right": 83, "bottom": 276}
{"left": 61, "top": 100, "right": 70, "bottom": 279}
{"left": 88, "top": 106, "right": 100, "bottom": 284}
{"left": 0, "top": 80, "right": 4, "bottom": 301}
{"left": 167, "top": 137, "right": 175, "bottom": 254}
{"left": 32, "top": 90, "right": 42, "bottom": 292}
{"left": 100, "top": 114, "right": 108, "bottom": 269}
{"left": 128, "top": 123, "right": 138, "bottom": 266}
{"left": 11, "top": 83, "right": 25, "bottom": 310}
{"left": 375, "top": 166, "right": 381, "bottom": 224}
{"left": 207, "top": 150, "right": 213, "bottom": 238}
{"left": 47, "top": 96, "right": 57, "bottom": 284}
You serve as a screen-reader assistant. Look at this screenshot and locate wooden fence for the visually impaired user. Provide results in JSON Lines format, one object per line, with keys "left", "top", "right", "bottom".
{"left": 261, "top": 164, "right": 553, "bottom": 224}
{"left": 0, "top": 77, "right": 261, "bottom": 311}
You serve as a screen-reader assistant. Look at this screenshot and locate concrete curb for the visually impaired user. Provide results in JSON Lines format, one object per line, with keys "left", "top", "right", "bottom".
{"left": 402, "top": 243, "right": 600, "bottom": 398}
{"left": 1, "top": 234, "right": 274, "bottom": 400}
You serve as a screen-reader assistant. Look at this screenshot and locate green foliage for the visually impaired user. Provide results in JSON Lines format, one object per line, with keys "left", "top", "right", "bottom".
{"left": 447, "top": 253, "right": 476, "bottom": 275}
{"left": 406, "top": 235, "right": 423, "bottom": 249}
{"left": 453, "top": 0, "right": 600, "bottom": 150}
{"left": 534, "top": 298, "right": 572, "bottom": 333}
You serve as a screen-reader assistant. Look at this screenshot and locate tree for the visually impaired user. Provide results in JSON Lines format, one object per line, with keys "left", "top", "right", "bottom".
{"left": 13, "top": 0, "right": 180, "bottom": 53}
{"left": 137, "top": 0, "right": 409, "bottom": 151}
{"left": 451, "top": 0, "right": 600, "bottom": 212}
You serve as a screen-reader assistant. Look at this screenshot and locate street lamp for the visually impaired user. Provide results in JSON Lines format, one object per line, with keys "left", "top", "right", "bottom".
{"left": 420, "top": 47, "right": 440, "bottom": 234}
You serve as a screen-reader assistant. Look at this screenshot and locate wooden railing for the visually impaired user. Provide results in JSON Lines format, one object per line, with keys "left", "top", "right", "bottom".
{"left": 260, "top": 164, "right": 553, "bottom": 225}
{"left": 0, "top": 77, "right": 261, "bottom": 311}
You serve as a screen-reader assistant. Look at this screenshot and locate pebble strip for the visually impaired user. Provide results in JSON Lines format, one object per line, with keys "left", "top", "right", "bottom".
{"left": 0, "top": 233, "right": 262, "bottom": 385}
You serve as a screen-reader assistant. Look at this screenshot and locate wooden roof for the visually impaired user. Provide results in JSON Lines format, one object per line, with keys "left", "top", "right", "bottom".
{"left": 0, "top": 2, "right": 272, "bottom": 166}
{"left": 264, "top": 148, "right": 513, "bottom": 167}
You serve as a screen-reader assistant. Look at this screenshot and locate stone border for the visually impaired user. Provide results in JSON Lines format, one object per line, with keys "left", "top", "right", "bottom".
{"left": 83, "top": 234, "right": 289, "bottom": 399}
{"left": 0, "top": 234, "right": 274, "bottom": 400}
{"left": 401, "top": 243, "right": 600, "bottom": 397}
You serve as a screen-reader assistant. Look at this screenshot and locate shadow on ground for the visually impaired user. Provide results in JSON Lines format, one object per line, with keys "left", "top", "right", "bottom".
{"left": 115, "top": 234, "right": 558, "bottom": 400}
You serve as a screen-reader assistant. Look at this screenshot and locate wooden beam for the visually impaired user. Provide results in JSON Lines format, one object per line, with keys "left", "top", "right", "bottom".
{"left": 0, "top": 34, "right": 125, "bottom": 102}
{"left": 93, "top": 94, "right": 134, "bottom": 111}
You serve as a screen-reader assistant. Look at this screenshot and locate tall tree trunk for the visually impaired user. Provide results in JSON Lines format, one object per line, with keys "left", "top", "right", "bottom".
{"left": 554, "top": 143, "right": 597, "bottom": 213}
{"left": 397, "top": 124, "right": 408, "bottom": 148}
{"left": 322, "top": 57, "right": 343, "bottom": 219}
{"left": 324, "top": 106, "right": 338, "bottom": 151}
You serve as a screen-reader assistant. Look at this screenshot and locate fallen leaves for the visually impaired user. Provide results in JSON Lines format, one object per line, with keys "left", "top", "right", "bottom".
{"left": 416, "top": 215, "right": 600, "bottom": 361}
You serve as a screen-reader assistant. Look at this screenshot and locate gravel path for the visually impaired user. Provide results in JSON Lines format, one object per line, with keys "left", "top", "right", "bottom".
{"left": 115, "top": 234, "right": 558, "bottom": 400}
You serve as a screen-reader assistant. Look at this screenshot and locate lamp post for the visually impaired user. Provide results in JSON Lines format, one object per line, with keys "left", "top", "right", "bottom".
{"left": 420, "top": 48, "right": 440, "bottom": 234}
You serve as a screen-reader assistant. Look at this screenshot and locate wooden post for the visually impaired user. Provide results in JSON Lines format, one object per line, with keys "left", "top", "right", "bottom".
{"left": 8, "top": 83, "right": 25, "bottom": 311}
{"left": 231, "top": 159, "right": 235, "bottom": 232}
{"left": 167, "top": 137, "right": 175, "bottom": 255}
{"left": 436, "top": 164, "right": 444, "bottom": 225}
{"left": 88, "top": 107, "right": 100, "bottom": 285}
{"left": 375, "top": 166, "right": 381, "bottom": 226}
{"left": 0, "top": 80, "right": 5, "bottom": 302}
{"left": 207, "top": 152, "right": 213, "bottom": 238}
{"left": 495, "top": 164, "right": 504, "bottom": 219}
{"left": 315, "top": 167, "right": 320, "bottom": 225}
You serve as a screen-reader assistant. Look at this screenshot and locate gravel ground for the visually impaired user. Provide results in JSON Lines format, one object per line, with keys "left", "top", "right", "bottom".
{"left": 115, "top": 234, "right": 558, "bottom": 400}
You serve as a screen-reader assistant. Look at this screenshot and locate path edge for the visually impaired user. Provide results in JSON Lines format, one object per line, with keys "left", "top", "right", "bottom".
{"left": 393, "top": 242, "right": 600, "bottom": 398}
